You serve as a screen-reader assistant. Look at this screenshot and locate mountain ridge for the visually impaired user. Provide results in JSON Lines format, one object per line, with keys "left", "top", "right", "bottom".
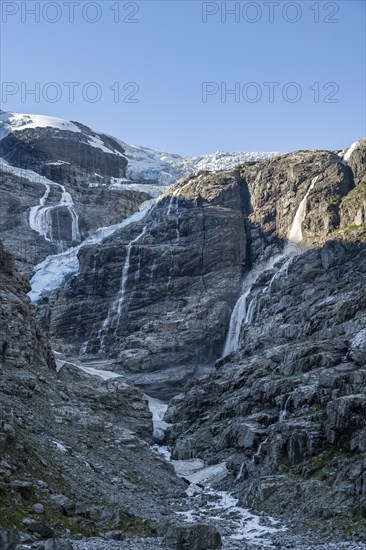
{"left": 1, "top": 109, "right": 366, "bottom": 548}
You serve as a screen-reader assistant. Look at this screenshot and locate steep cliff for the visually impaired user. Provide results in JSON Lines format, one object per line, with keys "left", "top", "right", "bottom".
{"left": 37, "top": 170, "right": 248, "bottom": 399}
{"left": 37, "top": 141, "right": 366, "bottom": 400}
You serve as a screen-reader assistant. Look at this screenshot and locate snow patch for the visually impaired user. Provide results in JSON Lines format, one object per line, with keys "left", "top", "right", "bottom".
{"left": 73, "top": 364, "right": 124, "bottom": 381}
{"left": 52, "top": 440, "right": 68, "bottom": 453}
{"left": 86, "top": 134, "right": 123, "bottom": 156}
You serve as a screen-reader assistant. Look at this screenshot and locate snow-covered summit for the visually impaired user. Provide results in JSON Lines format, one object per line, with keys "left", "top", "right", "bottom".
{"left": 0, "top": 111, "right": 81, "bottom": 139}
{"left": 0, "top": 111, "right": 281, "bottom": 184}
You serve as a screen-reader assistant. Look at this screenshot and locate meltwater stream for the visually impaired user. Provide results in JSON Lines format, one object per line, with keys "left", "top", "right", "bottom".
{"left": 223, "top": 176, "right": 319, "bottom": 356}
{"left": 148, "top": 400, "right": 286, "bottom": 548}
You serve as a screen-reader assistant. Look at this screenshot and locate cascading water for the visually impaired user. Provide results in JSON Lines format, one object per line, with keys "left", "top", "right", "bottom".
{"left": 59, "top": 185, "right": 81, "bottom": 242}
{"left": 236, "top": 437, "right": 269, "bottom": 481}
{"left": 287, "top": 176, "right": 318, "bottom": 243}
{"left": 279, "top": 395, "right": 291, "bottom": 422}
{"left": 223, "top": 176, "right": 318, "bottom": 356}
{"left": 166, "top": 194, "right": 181, "bottom": 243}
{"left": 29, "top": 183, "right": 53, "bottom": 241}
{"left": 1, "top": 155, "right": 84, "bottom": 248}
{"left": 165, "top": 194, "right": 181, "bottom": 291}
{"left": 223, "top": 253, "right": 286, "bottom": 356}
{"left": 96, "top": 201, "right": 157, "bottom": 352}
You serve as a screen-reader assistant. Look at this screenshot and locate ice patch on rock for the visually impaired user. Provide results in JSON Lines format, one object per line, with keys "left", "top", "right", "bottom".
{"left": 29, "top": 199, "right": 156, "bottom": 302}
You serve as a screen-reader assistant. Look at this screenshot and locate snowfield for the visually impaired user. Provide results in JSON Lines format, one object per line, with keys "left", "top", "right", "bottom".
{"left": 0, "top": 111, "right": 282, "bottom": 185}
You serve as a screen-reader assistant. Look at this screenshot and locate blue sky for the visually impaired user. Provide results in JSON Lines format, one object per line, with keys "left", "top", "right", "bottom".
{"left": 1, "top": 0, "right": 365, "bottom": 155}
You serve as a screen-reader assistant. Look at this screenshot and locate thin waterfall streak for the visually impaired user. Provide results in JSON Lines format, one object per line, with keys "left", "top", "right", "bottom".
{"left": 98, "top": 224, "right": 149, "bottom": 351}
{"left": 236, "top": 437, "right": 268, "bottom": 483}
{"left": 279, "top": 395, "right": 291, "bottom": 423}
{"left": 288, "top": 176, "right": 319, "bottom": 243}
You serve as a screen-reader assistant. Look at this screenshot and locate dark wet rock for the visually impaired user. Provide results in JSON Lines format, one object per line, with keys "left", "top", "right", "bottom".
{"left": 0, "top": 529, "right": 20, "bottom": 550}
{"left": 164, "top": 523, "right": 222, "bottom": 550}
{"left": 9, "top": 481, "right": 35, "bottom": 500}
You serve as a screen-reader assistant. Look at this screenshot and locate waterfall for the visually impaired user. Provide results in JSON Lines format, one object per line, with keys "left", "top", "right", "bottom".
{"left": 115, "top": 226, "right": 149, "bottom": 320}
{"left": 253, "top": 437, "right": 268, "bottom": 461}
{"left": 28, "top": 177, "right": 80, "bottom": 247}
{"left": 279, "top": 395, "right": 291, "bottom": 422}
{"left": 223, "top": 253, "right": 285, "bottom": 356}
{"left": 244, "top": 294, "right": 259, "bottom": 325}
{"left": 236, "top": 437, "right": 268, "bottom": 481}
{"left": 98, "top": 226, "right": 148, "bottom": 351}
{"left": 0, "top": 158, "right": 81, "bottom": 247}
{"left": 29, "top": 183, "right": 53, "bottom": 241}
{"left": 236, "top": 461, "right": 246, "bottom": 481}
{"left": 166, "top": 194, "right": 180, "bottom": 242}
{"left": 59, "top": 185, "right": 81, "bottom": 242}
{"left": 287, "top": 176, "right": 318, "bottom": 244}
{"left": 223, "top": 176, "right": 318, "bottom": 356}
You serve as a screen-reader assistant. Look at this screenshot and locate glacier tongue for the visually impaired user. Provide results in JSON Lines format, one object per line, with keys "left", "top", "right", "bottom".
{"left": 120, "top": 142, "right": 281, "bottom": 185}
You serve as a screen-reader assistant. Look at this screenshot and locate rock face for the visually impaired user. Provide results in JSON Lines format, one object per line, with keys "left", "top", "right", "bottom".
{"left": 165, "top": 136, "right": 366, "bottom": 525}
{"left": 0, "top": 240, "right": 185, "bottom": 541}
{"left": 0, "top": 240, "right": 54, "bottom": 375}
{"left": 0, "top": 160, "right": 150, "bottom": 278}
{"left": 240, "top": 150, "right": 354, "bottom": 258}
{"left": 0, "top": 117, "right": 127, "bottom": 185}
{"left": 167, "top": 240, "right": 366, "bottom": 519}
{"left": 37, "top": 143, "right": 366, "bottom": 400}
{"left": 38, "top": 170, "right": 248, "bottom": 399}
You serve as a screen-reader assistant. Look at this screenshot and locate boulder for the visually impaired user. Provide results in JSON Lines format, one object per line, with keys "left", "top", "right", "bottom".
{"left": 0, "top": 529, "right": 20, "bottom": 550}
{"left": 349, "top": 328, "right": 366, "bottom": 365}
{"left": 164, "top": 523, "right": 222, "bottom": 550}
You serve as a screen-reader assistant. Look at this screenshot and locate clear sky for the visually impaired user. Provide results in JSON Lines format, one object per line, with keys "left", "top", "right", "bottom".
{"left": 1, "top": 0, "right": 365, "bottom": 155}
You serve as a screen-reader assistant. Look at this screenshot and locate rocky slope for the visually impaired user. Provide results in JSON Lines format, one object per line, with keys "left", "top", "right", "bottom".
{"left": 167, "top": 242, "right": 366, "bottom": 513}
{"left": 164, "top": 139, "right": 366, "bottom": 530}
{"left": 0, "top": 240, "right": 187, "bottom": 546}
